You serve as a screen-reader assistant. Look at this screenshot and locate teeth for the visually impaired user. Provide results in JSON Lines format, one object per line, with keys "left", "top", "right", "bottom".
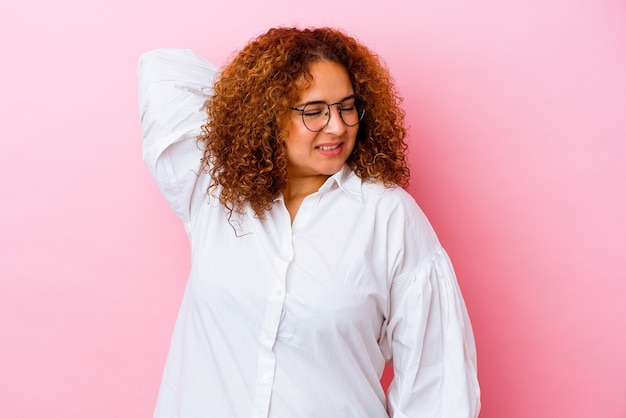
{"left": 318, "top": 144, "right": 340, "bottom": 150}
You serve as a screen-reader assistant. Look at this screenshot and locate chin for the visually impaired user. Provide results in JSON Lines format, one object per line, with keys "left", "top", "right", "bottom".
{"left": 319, "top": 164, "right": 345, "bottom": 176}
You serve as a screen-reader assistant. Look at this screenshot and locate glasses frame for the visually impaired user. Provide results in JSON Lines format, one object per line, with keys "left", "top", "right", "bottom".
{"left": 290, "top": 97, "right": 366, "bottom": 132}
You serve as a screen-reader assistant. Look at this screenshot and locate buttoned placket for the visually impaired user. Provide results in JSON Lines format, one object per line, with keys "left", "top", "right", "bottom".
{"left": 250, "top": 188, "right": 327, "bottom": 417}
{"left": 251, "top": 197, "right": 293, "bottom": 418}
{"left": 251, "top": 277, "right": 287, "bottom": 417}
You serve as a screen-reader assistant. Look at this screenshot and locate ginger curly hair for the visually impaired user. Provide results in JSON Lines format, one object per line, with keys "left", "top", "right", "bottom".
{"left": 199, "top": 27, "right": 409, "bottom": 217}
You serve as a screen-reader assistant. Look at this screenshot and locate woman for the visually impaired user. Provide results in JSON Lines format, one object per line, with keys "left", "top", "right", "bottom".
{"left": 138, "top": 27, "right": 480, "bottom": 418}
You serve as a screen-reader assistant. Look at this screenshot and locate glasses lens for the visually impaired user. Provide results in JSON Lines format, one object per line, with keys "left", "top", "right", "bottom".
{"left": 339, "top": 99, "right": 363, "bottom": 127}
{"left": 301, "top": 103, "right": 328, "bottom": 132}
{"left": 299, "top": 99, "right": 365, "bottom": 132}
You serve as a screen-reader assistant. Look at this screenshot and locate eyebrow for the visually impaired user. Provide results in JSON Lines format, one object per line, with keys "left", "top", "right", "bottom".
{"left": 294, "top": 94, "right": 356, "bottom": 108}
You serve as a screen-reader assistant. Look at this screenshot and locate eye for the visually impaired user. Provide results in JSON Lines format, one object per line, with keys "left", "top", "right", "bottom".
{"left": 340, "top": 99, "right": 357, "bottom": 112}
{"left": 302, "top": 104, "right": 326, "bottom": 118}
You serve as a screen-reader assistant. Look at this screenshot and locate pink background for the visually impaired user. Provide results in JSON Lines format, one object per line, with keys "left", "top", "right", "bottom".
{"left": 1, "top": 0, "right": 625, "bottom": 417}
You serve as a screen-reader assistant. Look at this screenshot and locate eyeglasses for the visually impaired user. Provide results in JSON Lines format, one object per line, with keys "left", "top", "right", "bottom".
{"left": 290, "top": 97, "right": 365, "bottom": 132}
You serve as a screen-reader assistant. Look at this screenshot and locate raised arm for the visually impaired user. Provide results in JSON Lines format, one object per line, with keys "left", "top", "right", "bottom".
{"left": 137, "top": 48, "right": 218, "bottom": 222}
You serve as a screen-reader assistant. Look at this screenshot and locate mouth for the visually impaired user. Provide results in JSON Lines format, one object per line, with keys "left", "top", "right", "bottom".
{"left": 315, "top": 142, "right": 344, "bottom": 157}
{"left": 316, "top": 143, "right": 341, "bottom": 151}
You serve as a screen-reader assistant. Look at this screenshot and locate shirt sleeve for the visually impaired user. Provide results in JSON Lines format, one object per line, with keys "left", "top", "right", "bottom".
{"left": 137, "top": 48, "right": 219, "bottom": 223}
{"left": 385, "top": 248, "right": 481, "bottom": 418}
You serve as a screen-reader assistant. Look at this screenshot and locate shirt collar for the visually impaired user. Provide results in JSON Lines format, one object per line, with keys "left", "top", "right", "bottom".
{"left": 318, "top": 164, "right": 363, "bottom": 203}
{"left": 273, "top": 165, "right": 364, "bottom": 204}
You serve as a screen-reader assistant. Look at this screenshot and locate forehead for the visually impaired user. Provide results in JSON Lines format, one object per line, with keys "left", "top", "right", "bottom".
{"left": 296, "top": 61, "right": 353, "bottom": 102}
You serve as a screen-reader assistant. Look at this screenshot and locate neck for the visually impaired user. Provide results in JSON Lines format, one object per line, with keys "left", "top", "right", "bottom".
{"left": 281, "top": 174, "right": 329, "bottom": 223}
{"left": 283, "top": 174, "right": 329, "bottom": 201}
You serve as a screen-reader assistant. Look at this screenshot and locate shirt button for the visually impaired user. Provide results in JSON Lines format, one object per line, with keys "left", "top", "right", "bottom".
{"left": 260, "top": 330, "right": 275, "bottom": 345}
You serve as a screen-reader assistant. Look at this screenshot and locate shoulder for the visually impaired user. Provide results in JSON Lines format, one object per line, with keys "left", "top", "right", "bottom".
{"left": 361, "top": 181, "right": 442, "bottom": 258}
{"left": 362, "top": 182, "right": 426, "bottom": 222}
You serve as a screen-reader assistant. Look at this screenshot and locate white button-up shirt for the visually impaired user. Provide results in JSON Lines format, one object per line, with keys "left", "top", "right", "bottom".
{"left": 138, "top": 49, "right": 480, "bottom": 418}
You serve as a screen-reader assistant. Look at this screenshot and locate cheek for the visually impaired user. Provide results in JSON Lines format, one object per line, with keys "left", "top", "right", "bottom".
{"left": 290, "top": 118, "right": 314, "bottom": 137}
{"left": 284, "top": 138, "right": 310, "bottom": 162}
{"left": 347, "top": 128, "right": 359, "bottom": 145}
{"left": 285, "top": 124, "right": 317, "bottom": 149}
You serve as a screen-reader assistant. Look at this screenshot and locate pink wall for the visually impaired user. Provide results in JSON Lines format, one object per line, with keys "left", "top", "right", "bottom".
{"left": 1, "top": 0, "right": 625, "bottom": 416}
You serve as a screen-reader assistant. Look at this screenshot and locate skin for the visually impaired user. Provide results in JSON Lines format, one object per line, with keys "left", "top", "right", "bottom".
{"left": 282, "top": 61, "right": 359, "bottom": 222}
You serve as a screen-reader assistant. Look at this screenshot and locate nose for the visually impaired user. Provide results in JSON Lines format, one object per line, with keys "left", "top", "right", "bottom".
{"left": 322, "top": 104, "right": 347, "bottom": 134}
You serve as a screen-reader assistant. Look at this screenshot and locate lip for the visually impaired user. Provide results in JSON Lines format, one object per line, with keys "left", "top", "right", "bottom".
{"left": 315, "top": 142, "right": 344, "bottom": 156}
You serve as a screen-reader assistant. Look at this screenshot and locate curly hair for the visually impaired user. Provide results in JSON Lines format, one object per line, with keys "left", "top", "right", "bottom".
{"left": 199, "top": 27, "right": 409, "bottom": 217}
